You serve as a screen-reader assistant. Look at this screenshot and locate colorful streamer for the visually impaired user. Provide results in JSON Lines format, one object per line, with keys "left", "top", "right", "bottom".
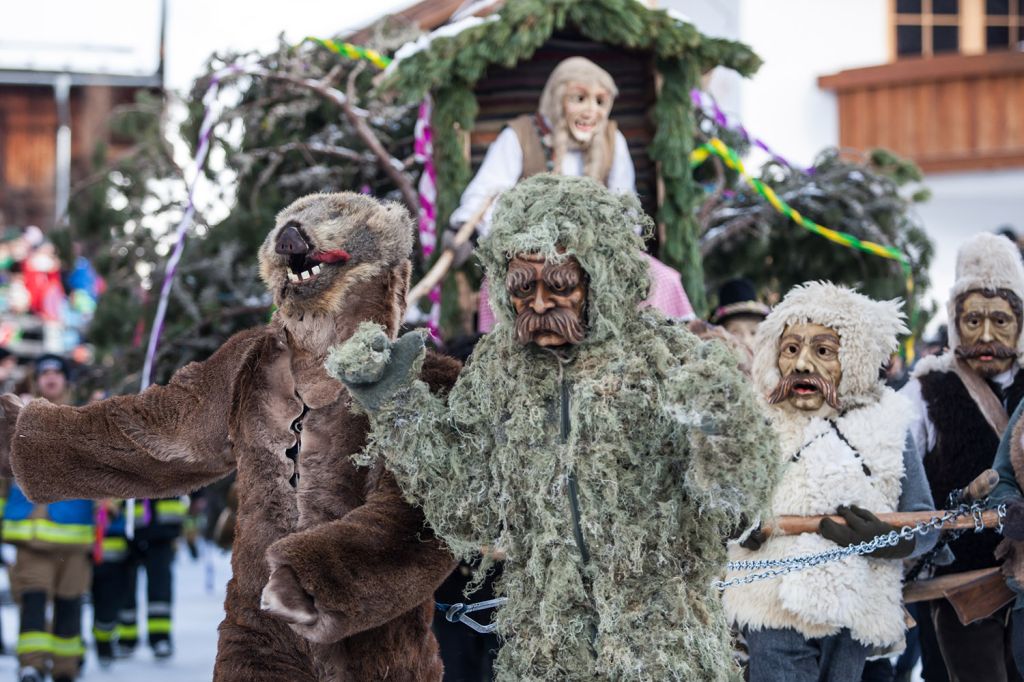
{"left": 691, "top": 136, "right": 917, "bottom": 361}
{"left": 133, "top": 60, "right": 249, "bottom": 538}
{"left": 305, "top": 37, "right": 392, "bottom": 69}
{"left": 413, "top": 95, "right": 442, "bottom": 339}
{"left": 690, "top": 89, "right": 813, "bottom": 174}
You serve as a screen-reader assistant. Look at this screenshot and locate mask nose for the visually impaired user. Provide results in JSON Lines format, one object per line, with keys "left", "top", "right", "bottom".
{"left": 275, "top": 225, "right": 310, "bottom": 256}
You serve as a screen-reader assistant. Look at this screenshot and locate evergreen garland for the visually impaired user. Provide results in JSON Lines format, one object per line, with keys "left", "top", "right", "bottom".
{"left": 382, "top": 0, "right": 761, "bottom": 318}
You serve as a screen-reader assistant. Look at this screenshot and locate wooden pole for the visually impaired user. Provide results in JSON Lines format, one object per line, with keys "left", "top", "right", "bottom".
{"left": 764, "top": 469, "right": 1001, "bottom": 536}
{"left": 765, "top": 509, "right": 1002, "bottom": 537}
{"left": 407, "top": 196, "right": 494, "bottom": 309}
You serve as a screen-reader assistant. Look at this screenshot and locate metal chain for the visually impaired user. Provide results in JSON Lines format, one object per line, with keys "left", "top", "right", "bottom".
{"left": 713, "top": 502, "right": 1006, "bottom": 591}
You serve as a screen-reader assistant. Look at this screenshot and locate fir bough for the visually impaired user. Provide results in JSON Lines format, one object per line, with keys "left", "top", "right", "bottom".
{"left": 382, "top": 0, "right": 762, "bottom": 319}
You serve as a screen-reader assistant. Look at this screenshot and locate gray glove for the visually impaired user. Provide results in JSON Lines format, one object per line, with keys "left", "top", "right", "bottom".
{"left": 326, "top": 323, "right": 425, "bottom": 412}
{"left": 442, "top": 225, "right": 475, "bottom": 269}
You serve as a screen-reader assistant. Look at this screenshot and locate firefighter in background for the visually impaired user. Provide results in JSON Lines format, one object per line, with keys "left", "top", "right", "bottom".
{"left": 115, "top": 495, "right": 188, "bottom": 659}
{"left": 3, "top": 354, "right": 93, "bottom": 682}
{"left": 90, "top": 498, "right": 128, "bottom": 666}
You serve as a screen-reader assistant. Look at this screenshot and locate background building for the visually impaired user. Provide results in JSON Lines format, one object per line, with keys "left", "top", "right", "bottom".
{"left": 667, "top": 0, "right": 1024, "bottom": 329}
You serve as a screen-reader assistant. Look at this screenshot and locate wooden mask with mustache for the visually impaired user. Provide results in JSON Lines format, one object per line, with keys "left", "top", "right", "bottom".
{"left": 506, "top": 253, "right": 587, "bottom": 347}
{"left": 956, "top": 290, "right": 1021, "bottom": 377}
{"left": 771, "top": 323, "right": 843, "bottom": 412}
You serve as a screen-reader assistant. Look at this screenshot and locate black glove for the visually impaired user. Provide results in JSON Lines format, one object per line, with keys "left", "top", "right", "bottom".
{"left": 730, "top": 514, "right": 766, "bottom": 551}
{"left": 442, "top": 225, "right": 475, "bottom": 269}
{"left": 740, "top": 526, "right": 767, "bottom": 551}
{"left": 819, "top": 505, "right": 913, "bottom": 560}
{"left": 1002, "top": 498, "right": 1024, "bottom": 541}
{"left": 327, "top": 327, "right": 425, "bottom": 412}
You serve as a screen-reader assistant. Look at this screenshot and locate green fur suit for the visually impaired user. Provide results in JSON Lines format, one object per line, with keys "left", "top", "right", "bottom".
{"left": 331, "top": 175, "right": 780, "bottom": 681}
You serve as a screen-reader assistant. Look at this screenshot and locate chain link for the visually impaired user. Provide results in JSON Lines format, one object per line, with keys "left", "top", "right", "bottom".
{"left": 713, "top": 503, "right": 1004, "bottom": 591}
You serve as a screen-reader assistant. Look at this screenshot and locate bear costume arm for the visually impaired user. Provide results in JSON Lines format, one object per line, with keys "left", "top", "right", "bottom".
{"left": 661, "top": 331, "right": 781, "bottom": 528}
{"left": 10, "top": 328, "right": 267, "bottom": 502}
{"left": 265, "top": 465, "right": 454, "bottom": 643}
{"left": 262, "top": 351, "right": 461, "bottom": 643}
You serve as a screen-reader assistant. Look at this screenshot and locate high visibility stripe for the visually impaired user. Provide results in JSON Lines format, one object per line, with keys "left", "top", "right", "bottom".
{"left": 155, "top": 500, "right": 188, "bottom": 519}
{"left": 3, "top": 519, "right": 34, "bottom": 541}
{"left": 17, "top": 631, "right": 54, "bottom": 654}
{"left": 148, "top": 602, "right": 172, "bottom": 617}
{"left": 93, "top": 627, "right": 115, "bottom": 643}
{"left": 115, "top": 624, "right": 138, "bottom": 640}
{"left": 147, "top": 617, "right": 172, "bottom": 635}
{"left": 2, "top": 518, "right": 93, "bottom": 546}
{"left": 101, "top": 536, "right": 129, "bottom": 561}
{"left": 52, "top": 634, "right": 85, "bottom": 657}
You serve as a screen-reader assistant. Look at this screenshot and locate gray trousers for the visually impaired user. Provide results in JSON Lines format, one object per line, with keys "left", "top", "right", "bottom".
{"left": 744, "top": 626, "right": 870, "bottom": 682}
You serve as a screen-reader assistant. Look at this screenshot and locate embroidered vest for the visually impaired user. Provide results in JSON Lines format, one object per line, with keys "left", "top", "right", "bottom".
{"left": 506, "top": 114, "right": 618, "bottom": 183}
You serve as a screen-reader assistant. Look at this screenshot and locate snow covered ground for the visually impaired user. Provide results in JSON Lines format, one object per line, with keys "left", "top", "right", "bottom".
{"left": 0, "top": 542, "right": 231, "bottom": 681}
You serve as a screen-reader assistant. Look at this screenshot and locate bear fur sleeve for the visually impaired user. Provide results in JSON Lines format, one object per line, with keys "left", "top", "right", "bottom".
{"left": 263, "top": 351, "right": 461, "bottom": 643}
{"left": 10, "top": 328, "right": 267, "bottom": 502}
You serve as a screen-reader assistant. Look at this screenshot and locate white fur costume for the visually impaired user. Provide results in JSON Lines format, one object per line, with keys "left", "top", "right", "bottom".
{"left": 724, "top": 282, "right": 912, "bottom": 649}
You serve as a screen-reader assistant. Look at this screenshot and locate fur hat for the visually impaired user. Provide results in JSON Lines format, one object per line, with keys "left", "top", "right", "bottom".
{"left": 752, "top": 282, "right": 907, "bottom": 410}
{"left": 945, "top": 233, "right": 1024, "bottom": 356}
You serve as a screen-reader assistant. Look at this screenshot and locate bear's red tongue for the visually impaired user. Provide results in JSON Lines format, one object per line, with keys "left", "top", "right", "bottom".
{"left": 312, "top": 249, "right": 350, "bottom": 264}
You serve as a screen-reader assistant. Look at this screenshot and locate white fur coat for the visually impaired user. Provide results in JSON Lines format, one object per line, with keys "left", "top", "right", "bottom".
{"left": 723, "top": 388, "right": 913, "bottom": 649}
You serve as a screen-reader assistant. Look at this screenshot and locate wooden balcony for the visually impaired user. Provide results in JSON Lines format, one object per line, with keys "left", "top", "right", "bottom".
{"left": 819, "top": 51, "right": 1024, "bottom": 173}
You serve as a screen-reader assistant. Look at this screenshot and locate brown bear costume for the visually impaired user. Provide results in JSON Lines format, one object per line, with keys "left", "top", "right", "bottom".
{"left": 0, "top": 193, "right": 458, "bottom": 681}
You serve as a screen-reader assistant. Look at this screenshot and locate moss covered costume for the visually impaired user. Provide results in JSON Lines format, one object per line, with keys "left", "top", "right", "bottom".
{"left": 331, "top": 175, "right": 780, "bottom": 681}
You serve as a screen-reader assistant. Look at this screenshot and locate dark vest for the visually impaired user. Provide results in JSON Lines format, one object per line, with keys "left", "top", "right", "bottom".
{"left": 920, "top": 368, "right": 1024, "bottom": 575}
{"left": 505, "top": 114, "right": 618, "bottom": 184}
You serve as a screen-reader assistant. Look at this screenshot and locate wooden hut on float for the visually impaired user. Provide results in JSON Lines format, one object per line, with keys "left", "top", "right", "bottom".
{"left": 375, "top": 0, "right": 761, "bottom": 325}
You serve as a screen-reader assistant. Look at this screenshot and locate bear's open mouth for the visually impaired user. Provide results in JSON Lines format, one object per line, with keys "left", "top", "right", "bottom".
{"left": 285, "top": 249, "right": 350, "bottom": 285}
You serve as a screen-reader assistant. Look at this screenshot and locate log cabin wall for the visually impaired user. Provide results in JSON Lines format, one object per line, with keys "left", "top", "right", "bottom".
{"left": 0, "top": 86, "right": 57, "bottom": 228}
{"left": 469, "top": 31, "right": 658, "bottom": 220}
{"left": 819, "top": 51, "right": 1024, "bottom": 173}
{"left": 0, "top": 84, "right": 142, "bottom": 230}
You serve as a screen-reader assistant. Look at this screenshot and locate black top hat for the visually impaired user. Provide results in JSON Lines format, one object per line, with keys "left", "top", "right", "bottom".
{"left": 710, "top": 278, "right": 770, "bottom": 325}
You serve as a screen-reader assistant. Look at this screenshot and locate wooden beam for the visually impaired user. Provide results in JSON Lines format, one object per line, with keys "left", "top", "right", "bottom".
{"left": 819, "top": 51, "right": 1024, "bottom": 91}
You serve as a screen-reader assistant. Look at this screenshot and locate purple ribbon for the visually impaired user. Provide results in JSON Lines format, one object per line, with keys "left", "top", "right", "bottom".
{"left": 140, "top": 63, "right": 247, "bottom": 391}
{"left": 691, "top": 89, "right": 814, "bottom": 174}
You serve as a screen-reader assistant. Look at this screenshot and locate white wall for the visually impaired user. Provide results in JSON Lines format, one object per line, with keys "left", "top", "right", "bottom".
{"left": 662, "top": 0, "right": 1024, "bottom": 333}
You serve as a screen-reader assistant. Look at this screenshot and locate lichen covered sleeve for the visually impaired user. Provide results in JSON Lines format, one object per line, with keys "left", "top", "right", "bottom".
{"left": 658, "top": 326, "right": 780, "bottom": 529}
{"left": 357, "top": 357, "right": 500, "bottom": 563}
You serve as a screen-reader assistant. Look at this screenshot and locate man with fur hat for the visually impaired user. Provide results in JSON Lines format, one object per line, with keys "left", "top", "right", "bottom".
{"left": 903, "top": 232, "right": 1024, "bottom": 681}
{"left": 724, "top": 282, "right": 939, "bottom": 682}
{"left": 313, "top": 174, "right": 779, "bottom": 681}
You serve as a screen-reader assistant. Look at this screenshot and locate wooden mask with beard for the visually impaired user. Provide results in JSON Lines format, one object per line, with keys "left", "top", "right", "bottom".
{"left": 769, "top": 322, "right": 843, "bottom": 412}
{"left": 506, "top": 253, "right": 587, "bottom": 347}
{"left": 955, "top": 289, "right": 1022, "bottom": 377}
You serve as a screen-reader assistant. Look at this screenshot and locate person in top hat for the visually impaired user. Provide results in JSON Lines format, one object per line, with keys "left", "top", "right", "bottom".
{"left": 710, "top": 278, "right": 771, "bottom": 353}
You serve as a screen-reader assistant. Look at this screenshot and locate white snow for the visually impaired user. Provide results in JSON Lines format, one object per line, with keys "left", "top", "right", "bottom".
{"left": 0, "top": 542, "right": 232, "bottom": 680}
{"left": 383, "top": 15, "right": 500, "bottom": 79}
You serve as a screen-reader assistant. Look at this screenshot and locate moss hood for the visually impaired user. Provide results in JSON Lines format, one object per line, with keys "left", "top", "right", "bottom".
{"left": 476, "top": 174, "right": 653, "bottom": 347}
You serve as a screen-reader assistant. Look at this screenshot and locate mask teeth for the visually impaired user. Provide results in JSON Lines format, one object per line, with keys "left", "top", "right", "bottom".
{"left": 288, "top": 272, "right": 300, "bottom": 283}
{"left": 311, "top": 264, "right": 322, "bottom": 275}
